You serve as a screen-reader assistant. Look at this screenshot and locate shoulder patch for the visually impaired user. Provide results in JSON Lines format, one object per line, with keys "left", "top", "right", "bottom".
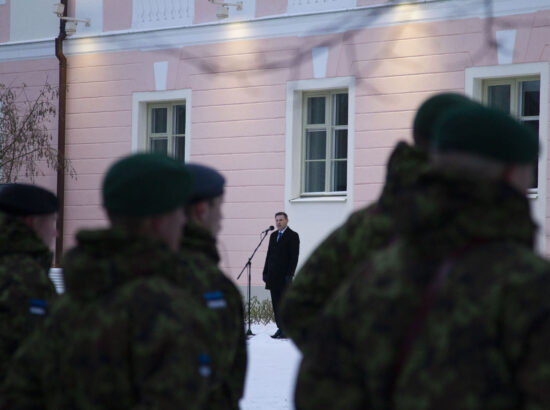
{"left": 29, "top": 299, "right": 48, "bottom": 316}
{"left": 203, "top": 291, "right": 227, "bottom": 309}
{"left": 198, "top": 353, "right": 212, "bottom": 377}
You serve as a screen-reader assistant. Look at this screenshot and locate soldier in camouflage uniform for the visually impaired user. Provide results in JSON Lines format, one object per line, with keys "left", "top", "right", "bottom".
{"left": 1, "top": 154, "right": 214, "bottom": 409}
{"left": 170, "top": 163, "right": 247, "bottom": 410}
{"left": 295, "top": 103, "right": 550, "bottom": 409}
{"left": 280, "top": 93, "right": 473, "bottom": 351}
{"left": 0, "top": 184, "right": 58, "bottom": 385}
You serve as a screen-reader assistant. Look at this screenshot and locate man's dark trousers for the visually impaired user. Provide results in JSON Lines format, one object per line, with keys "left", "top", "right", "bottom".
{"left": 262, "top": 227, "right": 300, "bottom": 332}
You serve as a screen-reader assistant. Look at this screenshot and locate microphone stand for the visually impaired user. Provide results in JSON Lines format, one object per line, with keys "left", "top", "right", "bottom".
{"left": 237, "top": 229, "right": 270, "bottom": 337}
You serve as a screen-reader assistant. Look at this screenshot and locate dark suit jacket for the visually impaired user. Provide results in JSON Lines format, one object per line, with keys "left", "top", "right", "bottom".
{"left": 262, "top": 227, "right": 300, "bottom": 291}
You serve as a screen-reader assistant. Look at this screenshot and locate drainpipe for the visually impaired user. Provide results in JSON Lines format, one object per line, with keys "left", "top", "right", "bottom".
{"left": 54, "top": 0, "right": 68, "bottom": 267}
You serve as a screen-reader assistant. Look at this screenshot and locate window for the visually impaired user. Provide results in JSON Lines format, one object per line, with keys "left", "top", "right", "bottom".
{"left": 302, "top": 90, "right": 348, "bottom": 195}
{"left": 147, "top": 103, "right": 186, "bottom": 161}
{"left": 132, "top": 90, "right": 191, "bottom": 162}
{"left": 467, "top": 63, "right": 549, "bottom": 254}
{"left": 483, "top": 77, "right": 540, "bottom": 193}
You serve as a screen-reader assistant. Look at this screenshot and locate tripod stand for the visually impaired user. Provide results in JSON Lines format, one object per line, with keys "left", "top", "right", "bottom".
{"left": 237, "top": 228, "right": 271, "bottom": 336}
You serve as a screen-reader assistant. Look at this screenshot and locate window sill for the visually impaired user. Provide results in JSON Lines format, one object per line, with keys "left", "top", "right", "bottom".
{"left": 289, "top": 195, "right": 347, "bottom": 203}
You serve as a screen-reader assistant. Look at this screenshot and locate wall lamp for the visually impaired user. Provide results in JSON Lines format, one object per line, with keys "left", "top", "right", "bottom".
{"left": 208, "top": 0, "right": 243, "bottom": 19}
{"left": 53, "top": 3, "right": 91, "bottom": 36}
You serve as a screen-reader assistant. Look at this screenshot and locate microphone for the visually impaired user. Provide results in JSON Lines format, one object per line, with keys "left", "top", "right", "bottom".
{"left": 262, "top": 226, "right": 275, "bottom": 233}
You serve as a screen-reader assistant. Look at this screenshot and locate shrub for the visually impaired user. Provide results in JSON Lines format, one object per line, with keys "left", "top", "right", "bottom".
{"left": 246, "top": 296, "right": 274, "bottom": 325}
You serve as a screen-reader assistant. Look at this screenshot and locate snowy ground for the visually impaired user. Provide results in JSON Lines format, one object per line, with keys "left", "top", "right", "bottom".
{"left": 240, "top": 322, "right": 302, "bottom": 410}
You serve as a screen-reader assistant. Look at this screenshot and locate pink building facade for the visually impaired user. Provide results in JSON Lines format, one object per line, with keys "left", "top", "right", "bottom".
{"left": 1, "top": 0, "right": 549, "bottom": 297}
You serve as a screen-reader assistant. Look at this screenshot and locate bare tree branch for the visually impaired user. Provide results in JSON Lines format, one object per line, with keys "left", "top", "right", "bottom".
{"left": 0, "top": 81, "right": 75, "bottom": 183}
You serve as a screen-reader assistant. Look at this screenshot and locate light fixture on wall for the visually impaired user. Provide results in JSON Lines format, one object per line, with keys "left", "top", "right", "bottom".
{"left": 208, "top": 0, "right": 243, "bottom": 20}
{"left": 53, "top": 3, "right": 91, "bottom": 36}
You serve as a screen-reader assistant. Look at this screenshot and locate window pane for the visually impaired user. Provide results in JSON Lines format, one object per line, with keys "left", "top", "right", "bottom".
{"left": 522, "top": 119, "right": 539, "bottom": 189}
{"left": 174, "top": 136, "right": 185, "bottom": 161}
{"left": 521, "top": 80, "right": 540, "bottom": 117}
{"left": 306, "top": 130, "right": 327, "bottom": 160}
{"left": 173, "top": 105, "right": 186, "bottom": 135}
{"left": 487, "top": 85, "right": 511, "bottom": 113}
{"left": 150, "top": 137, "right": 168, "bottom": 155}
{"left": 332, "top": 129, "right": 347, "bottom": 159}
{"left": 334, "top": 93, "right": 348, "bottom": 126}
{"left": 331, "top": 160, "right": 347, "bottom": 191}
{"left": 307, "top": 97, "right": 326, "bottom": 124}
{"left": 304, "top": 161, "right": 325, "bottom": 192}
{"left": 151, "top": 108, "right": 168, "bottom": 133}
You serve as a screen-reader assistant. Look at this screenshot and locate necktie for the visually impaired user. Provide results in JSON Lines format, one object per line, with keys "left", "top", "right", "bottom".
{"left": 277, "top": 231, "right": 282, "bottom": 242}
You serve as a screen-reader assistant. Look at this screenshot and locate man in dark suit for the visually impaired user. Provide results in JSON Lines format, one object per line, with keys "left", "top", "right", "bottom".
{"left": 263, "top": 212, "right": 300, "bottom": 339}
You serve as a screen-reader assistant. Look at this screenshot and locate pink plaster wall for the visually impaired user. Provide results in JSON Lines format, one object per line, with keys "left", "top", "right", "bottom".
{"left": 104, "top": 0, "right": 132, "bottom": 32}
{"left": 0, "top": 56, "right": 59, "bottom": 194}
{"left": 256, "top": 0, "right": 287, "bottom": 18}
{"left": 67, "top": 0, "right": 76, "bottom": 17}
{"left": 194, "top": 0, "right": 217, "bottom": 24}
{"left": 4, "top": 8, "right": 550, "bottom": 281}
{"left": 0, "top": 0, "right": 10, "bottom": 43}
{"left": 64, "top": 12, "right": 550, "bottom": 281}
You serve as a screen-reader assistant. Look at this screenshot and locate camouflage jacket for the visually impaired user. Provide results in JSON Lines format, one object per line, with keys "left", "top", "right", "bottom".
{"left": 177, "top": 222, "right": 247, "bottom": 410}
{"left": 295, "top": 170, "right": 550, "bottom": 410}
{"left": 280, "top": 142, "right": 430, "bottom": 350}
{"left": 1, "top": 228, "right": 213, "bottom": 410}
{"left": 0, "top": 212, "right": 57, "bottom": 384}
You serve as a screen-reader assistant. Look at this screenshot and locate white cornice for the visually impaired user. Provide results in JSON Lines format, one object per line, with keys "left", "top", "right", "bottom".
{"left": 0, "top": 39, "right": 55, "bottom": 62}
{"left": 2, "top": 0, "right": 550, "bottom": 60}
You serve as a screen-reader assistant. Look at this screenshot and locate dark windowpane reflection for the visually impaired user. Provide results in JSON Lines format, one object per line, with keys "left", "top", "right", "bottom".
{"left": 334, "top": 93, "right": 348, "bottom": 126}
{"left": 151, "top": 108, "right": 167, "bottom": 133}
{"left": 333, "top": 129, "right": 347, "bottom": 159}
{"left": 521, "top": 81, "right": 540, "bottom": 117}
{"left": 331, "top": 160, "right": 347, "bottom": 191}
{"left": 173, "top": 105, "right": 186, "bottom": 135}
{"left": 306, "top": 130, "right": 327, "bottom": 160}
{"left": 307, "top": 97, "right": 326, "bottom": 124}
{"left": 304, "top": 161, "right": 325, "bottom": 192}
{"left": 487, "top": 85, "right": 511, "bottom": 113}
{"left": 522, "top": 119, "right": 539, "bottom": 189}
{"left": 150, "top": 138, "right": 168, "bottom": 155}
{"left": 174, "top": 136, "right": 185, "bottom": 161}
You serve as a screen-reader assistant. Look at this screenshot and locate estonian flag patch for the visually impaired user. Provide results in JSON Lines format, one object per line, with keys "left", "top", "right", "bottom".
{"left": 29, "top": 299, "right": 48, "bottom": 316}
{"left": 203, "top": 291, "right": 227, "bottom": 309}
{"left": 198, "top": 353, "right": 212, "bottom": 377}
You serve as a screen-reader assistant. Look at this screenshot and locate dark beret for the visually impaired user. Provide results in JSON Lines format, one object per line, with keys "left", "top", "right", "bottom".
{"left": 102, "top": 153, "right": 192, "bottom": 217}
{"left": 413, "top": 93, "right": 475, "bottom": 148}
{"left": 185, "top": 163, "right": 225, "bottom": 203}
{"left": 0, "top": 183, "right": 58, "bottom": 216}
{"left": 433, "top": 104, "right": 539, "bottom": 164}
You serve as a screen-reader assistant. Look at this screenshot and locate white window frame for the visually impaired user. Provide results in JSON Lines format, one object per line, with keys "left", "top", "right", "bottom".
{"left": 132, "top": 89, "right": 192, "bottom": 162}
{"left": 466, "top": 63, "right": 549, "bottom": 254}
{"left": 482, "top": 76, "right": 541, "bottom": 196}
{"left": 147, "top": 102, "right": 186, "bottom": 160}
{"left": 286, "top": 77, "right": 355, "bottom": 204}
{"left": 301, "top": 89, "right": 349, "bottom": 196}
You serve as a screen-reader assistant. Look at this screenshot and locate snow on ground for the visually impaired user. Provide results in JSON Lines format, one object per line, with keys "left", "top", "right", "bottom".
{"left": 240, "top": 322, "right": 302, "bottom": 410}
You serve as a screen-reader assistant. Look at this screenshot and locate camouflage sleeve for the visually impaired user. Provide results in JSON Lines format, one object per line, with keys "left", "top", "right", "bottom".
{"left": 280, "top": 224, "right": 351, "bottom": 350}
{"left": 294, "top": 278, "right": 369, "bottom": 410}
{"left": 226, "top": 289, "right": 247, "bottom": 404}
{"left": 128, "top": 282, "right": 212, "bottom": 410}
{"left": 280, "top": 208, "right": 383, "bottom": 350}
{"left": 500, "top": 262, "right": 550, "bottom": 409}
{"left": 0, "top": 330, "right": 45, "bottom": 410}
{"left": 0, "top": 257, "right": 55, "bottom": 380}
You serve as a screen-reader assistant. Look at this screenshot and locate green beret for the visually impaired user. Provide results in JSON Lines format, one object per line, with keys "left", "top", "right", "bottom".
{"left": 102, "top": 153, "right": 192, "bottom": 217}
{"left": 186, "top": 163, "right": 225, "bottom": 203}
{"left": 413, "top": 93, "right": 475, "bottom": 148}
{"left": 433, "top": 104, "right": 539, "bottom": 164}
{"left": 0, "top": 183, "right": 58, "bottom": 216}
